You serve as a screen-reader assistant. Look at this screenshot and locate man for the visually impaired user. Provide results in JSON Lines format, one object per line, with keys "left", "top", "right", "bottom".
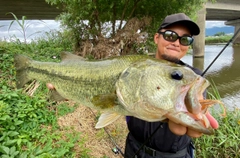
{"left": 124, "top": 13, "right": 219, "bottom": 158}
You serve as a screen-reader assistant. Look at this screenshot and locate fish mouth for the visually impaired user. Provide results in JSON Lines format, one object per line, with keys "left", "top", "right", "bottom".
{"left": 167, "top": 76, "right": 222, "bottom": 134}
{"left": 184, "top": 77, "right": 209, "bottom": 115}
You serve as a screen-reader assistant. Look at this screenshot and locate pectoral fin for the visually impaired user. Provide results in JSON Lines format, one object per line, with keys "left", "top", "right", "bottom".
{"left": 91, "top": 93, "right": 117, "bottom": 109}
{"left": 95, "top": 112, "right": 122, "bottom": 128}
{"left": 49, "top": 90, "right": 68, "bottom": 102}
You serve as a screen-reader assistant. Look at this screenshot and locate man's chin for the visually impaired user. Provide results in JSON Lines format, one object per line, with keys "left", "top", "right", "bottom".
{"left": 161, "top": 54, "right": 179, "bottom": 63}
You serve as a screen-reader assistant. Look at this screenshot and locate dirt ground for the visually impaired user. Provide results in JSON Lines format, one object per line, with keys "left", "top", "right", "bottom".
{"left": 57, "top": 103, "right": 129, "bottom": 158}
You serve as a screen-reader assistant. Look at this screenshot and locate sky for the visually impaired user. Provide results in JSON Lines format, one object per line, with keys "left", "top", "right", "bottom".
{"left": 0, "top": 20, "right": 231, "bottom": 42}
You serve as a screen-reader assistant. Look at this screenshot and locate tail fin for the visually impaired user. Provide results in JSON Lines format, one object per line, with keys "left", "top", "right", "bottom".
{"left": 14, "top": 54, "right": 32, "bottom": 88}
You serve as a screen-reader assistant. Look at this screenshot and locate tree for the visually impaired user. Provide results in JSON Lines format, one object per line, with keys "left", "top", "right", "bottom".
{"left": 214, "top": 32, "right": 225, "bottom": 36}
{"left": 46, "top": 0, "right": 212, "bottom": 59}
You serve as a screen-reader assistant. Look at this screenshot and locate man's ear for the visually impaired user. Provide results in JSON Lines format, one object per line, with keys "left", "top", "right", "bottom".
{"left": 154, "top": 33, "right": 159, "bottom": 44}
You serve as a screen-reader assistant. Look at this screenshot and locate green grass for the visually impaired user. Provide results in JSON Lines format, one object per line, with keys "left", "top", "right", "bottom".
{"left": 193, "top": 83, "right": 240, "bottom": 158}
{"left": 194, "top": 108, "right": 240, "bottom": 158}
{"left": 205, "top": 35, "right": 232, "bottom": 44}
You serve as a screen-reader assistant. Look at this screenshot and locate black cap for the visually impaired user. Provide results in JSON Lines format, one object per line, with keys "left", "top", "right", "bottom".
{"left": 158, "top": 13, "right": 200, "bottom": 35}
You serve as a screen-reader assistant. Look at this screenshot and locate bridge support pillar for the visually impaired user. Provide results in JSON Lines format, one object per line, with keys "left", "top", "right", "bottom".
{"left": 193, "top": 7, "right": 206, "bottom": 58}
{"left": 225, "top": 19, "right": 240, "bottom": 45}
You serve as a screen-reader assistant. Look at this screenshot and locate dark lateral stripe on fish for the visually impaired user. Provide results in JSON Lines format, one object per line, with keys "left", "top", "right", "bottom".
{"left": 29, "top": 67, "right": 67, "bottom": 80}
{"left": 28, "top": 66, "right": 119, "bottom": 83}
{"left": 27, "top": 67, "right": 119, "bottom": 109}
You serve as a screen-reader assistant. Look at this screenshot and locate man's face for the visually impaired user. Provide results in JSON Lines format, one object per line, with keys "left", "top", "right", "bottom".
{"left": 154, "top": 24, "right": 192, "bottom": 60}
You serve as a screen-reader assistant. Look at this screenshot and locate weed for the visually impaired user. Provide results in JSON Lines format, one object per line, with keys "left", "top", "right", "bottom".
{"left": 193, "top": 82, "right": 240, "bottom": 158}
{"left": 56, "top": 102, "right": 79, "bottom": 116}
{"left": 6, "top": 12, "right": 44, "bottom": 44}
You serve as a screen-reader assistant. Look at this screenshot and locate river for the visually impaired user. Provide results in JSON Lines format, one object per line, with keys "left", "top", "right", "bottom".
{"left": 182, "top": 45, "right": 240, "bottom": 110}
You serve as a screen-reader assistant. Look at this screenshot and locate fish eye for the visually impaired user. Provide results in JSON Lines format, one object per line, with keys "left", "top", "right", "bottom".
{"left": 171, "top": 70, "right": 183, "bottom": 80}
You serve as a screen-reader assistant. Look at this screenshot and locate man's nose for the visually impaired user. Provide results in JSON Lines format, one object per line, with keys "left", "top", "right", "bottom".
{"left": 172, "top": 39, "right": 180, "bottom": 46}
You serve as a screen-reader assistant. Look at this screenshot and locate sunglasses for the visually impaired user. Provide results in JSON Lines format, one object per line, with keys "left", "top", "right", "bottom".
{"left": 158, "top": 30, "right": 194, "bottom": 46}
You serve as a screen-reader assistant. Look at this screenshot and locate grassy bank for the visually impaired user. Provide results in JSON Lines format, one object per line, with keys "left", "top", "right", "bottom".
{"left": 0, "top": 32, "right": 239, "bottom": 157}
{"left": 205, "top": 35, "right": 232, "bottom": 45}
{"left": 194, "top": 107, "right": 240, "bottom": 158}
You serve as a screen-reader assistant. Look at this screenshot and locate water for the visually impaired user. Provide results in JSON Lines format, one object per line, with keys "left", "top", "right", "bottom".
{"left": 182, "top": 45, "right": 240, "bottom": 110}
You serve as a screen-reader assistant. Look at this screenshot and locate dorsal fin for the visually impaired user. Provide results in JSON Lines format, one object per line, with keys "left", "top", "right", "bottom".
{"left": 60, "top": 52, "right": 85, "bottom": 61}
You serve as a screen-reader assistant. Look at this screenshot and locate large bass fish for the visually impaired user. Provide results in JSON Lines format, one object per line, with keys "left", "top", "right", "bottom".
{"left": 14, "top": 52, "right": 218, "bottom": 134}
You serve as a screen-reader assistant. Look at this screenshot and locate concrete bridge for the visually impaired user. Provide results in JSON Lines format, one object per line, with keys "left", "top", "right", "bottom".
{"left": 193, "top": 0, "right": 240, "bottom": 57}
{"left": 1, "top": 0, "right": 239, "bottom": 21}
{"left": 0, "top": 0, "right": 61, "bottom": 20}
{"left": 0, "top": 0, "right": 240, "bottom": 57}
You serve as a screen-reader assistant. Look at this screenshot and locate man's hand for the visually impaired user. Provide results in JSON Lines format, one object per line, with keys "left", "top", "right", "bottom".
{"left": 168, "top": 120, "right": 202, "bottom": 137}
{"left": 168, "top": 111, "right": 219, "bottom": 138}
